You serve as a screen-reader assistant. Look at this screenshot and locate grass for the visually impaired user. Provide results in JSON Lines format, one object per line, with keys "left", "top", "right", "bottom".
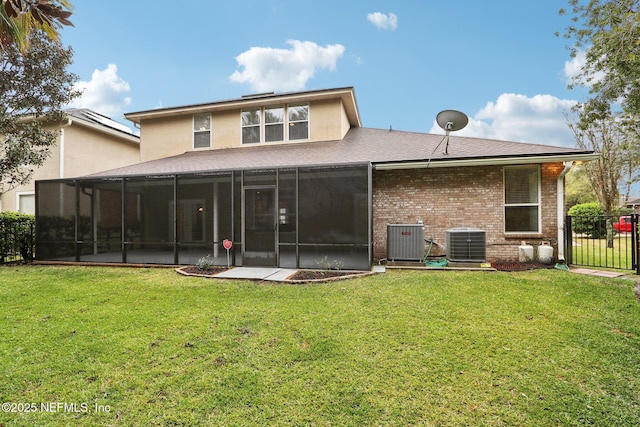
{"left": 571, "top": 233, "right": 635, "bottom": 270}
{"left": 1, "top": 266, "right": 639, "bottom": 426}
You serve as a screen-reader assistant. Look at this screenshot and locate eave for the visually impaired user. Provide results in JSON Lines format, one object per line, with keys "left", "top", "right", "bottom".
{"left": 124, "top": 86, "right": 361, "bottom": 127}
{"left": 373, "top": 152, "right": 600, "bottom": 170}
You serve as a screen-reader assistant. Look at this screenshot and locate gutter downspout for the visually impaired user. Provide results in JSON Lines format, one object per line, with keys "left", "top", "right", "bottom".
{"left": 556, "top": 161, "right": 574, "bottom": 266}
{"left": 59, "top": 119, "right": 72, "bottom": 178}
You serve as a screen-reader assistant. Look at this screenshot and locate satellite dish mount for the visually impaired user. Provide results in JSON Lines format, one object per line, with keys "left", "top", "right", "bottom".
{"left": 436, "top": 110, "right": 469, "bottom": 154}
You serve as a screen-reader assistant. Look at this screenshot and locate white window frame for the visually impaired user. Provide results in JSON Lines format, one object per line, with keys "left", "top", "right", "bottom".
{"left": 241, "top": 108, "right": 261, "bottom": 144}
{"left": 264, "top": 106, "right": 285, "bottom": 142}
{"left": 241, "top": 104, "right": 309, "bottom": 144}
{"left": 287, "top": 103, "right": 309, "bottom": 141}
{"left": 193, "top": 113, "right": 211, "bottom": 149}
{"left": 16, "top": 191, "right": 36, "bottom": 215}
{"left": 504, "top": 165, "right": 541, "bottom": 234}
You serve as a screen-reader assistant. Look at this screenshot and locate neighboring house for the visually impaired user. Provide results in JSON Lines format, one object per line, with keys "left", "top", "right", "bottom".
{"left": 625, "top": 197, "right": 640, "bottom": 214}
{"left": 34, "top": 87, "right": 597, "bottom": 269}
{"left": 1, "top": 109, "right": 140, "bottom": 214}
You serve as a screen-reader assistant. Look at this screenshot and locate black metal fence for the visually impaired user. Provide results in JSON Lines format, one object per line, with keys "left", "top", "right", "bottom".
{"left": 565, "top": 214, "right": 639, "bottom": 273}
{"left": 0, "top": 216, "right": 35, "bottom": 264}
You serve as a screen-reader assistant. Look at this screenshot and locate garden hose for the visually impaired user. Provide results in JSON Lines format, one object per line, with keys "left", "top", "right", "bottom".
{"left": 423, "top": 238, "right": 448, "bottom": 268}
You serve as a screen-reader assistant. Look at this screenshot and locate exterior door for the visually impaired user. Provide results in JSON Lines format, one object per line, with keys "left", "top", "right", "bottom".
{"left": 243, "top": 187, "right": 276, "bottom": 266}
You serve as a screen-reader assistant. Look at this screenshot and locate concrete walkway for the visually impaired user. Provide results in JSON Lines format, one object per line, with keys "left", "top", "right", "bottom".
{"left": 213, "top": 267, "right": 298, "bottom": 281}
{"left": 570, "top": 268, "right": 627, "bottom": 278}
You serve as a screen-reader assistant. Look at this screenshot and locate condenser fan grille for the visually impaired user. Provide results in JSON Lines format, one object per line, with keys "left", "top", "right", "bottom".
{"left": 445, "top": 228, "right": 486, "bottom": 262}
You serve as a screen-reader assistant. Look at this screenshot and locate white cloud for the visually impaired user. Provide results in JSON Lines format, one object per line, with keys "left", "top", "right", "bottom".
{"left": 563, "top": 47, "right": 606, "bottom": 87}
{"left": 430, "top": 93, "right": 579, "bottom": 147}
{"left": 69, "top": 64, "right": 132, "bottom": 118}
{"left": 367, "top": 12, "right": 398, "bottom": 31}
{"left": 564, "top": 49, "right": 585, "bottom": 83}
{"left": 230, "top": 40, "right": 345, "bottom": 92}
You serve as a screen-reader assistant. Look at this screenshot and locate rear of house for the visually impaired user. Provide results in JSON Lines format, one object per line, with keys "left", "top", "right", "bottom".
{"left": 34, "top": 87, "right": 596, "bottom": 269}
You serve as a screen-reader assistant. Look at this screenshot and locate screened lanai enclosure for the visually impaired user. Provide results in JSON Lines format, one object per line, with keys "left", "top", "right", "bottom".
{"left": 35, "top": 164, "right": 372, "bottom": 270}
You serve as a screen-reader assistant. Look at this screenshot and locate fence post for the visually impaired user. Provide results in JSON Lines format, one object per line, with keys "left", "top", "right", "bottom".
{"left": 633, "top": 214, "right": 639, "bottom": 275}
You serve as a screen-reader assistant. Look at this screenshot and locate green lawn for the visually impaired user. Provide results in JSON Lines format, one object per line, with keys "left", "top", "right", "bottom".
{"left": 571, "top": 233, "right": 635, "bottom": 270}
{"left": 1, "top": 266, "right": 639, "bottom": 426}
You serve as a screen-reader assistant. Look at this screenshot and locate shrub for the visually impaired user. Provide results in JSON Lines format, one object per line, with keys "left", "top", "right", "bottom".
{"left": 315, "top": 255, "right": 345, "bottom": 270}
{"left": 0, "top": 212, "right": 35, "bottom": 262}
{"left": 196, "top": 255, "right": 215, "bottom": 271}
{"left": 615, "top": 207, "right": 635, "bottom": 217}
{"left": 568, "top": 202, "right": 606, "bottom": 238}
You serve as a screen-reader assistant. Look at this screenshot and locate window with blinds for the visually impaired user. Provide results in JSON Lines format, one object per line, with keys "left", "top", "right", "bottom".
{"left": 504, "top": 165, "right": 540, "bottom": 233}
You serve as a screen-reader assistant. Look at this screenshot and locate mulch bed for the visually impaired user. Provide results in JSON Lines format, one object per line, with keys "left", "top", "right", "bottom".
{"left": 178, "top": 266, "right": 228, "bottom": 277}
{"left": 287, "top": 270, "right": 359, "bottom": 281}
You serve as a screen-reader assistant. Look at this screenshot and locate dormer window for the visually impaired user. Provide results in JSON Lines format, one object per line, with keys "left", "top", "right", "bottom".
{"left": 241, "top": 104, "right": 309, "bottom": 144}
{"left": 193, "top": 113, "right": 211, "bottom": 149}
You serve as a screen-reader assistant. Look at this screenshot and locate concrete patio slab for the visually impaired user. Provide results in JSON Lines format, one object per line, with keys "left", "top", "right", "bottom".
{"left": 214, "top": 267, "right": 298, "bottom": 281}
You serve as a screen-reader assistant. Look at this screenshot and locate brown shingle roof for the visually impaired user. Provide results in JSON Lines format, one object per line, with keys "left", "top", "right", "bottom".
{"left": 87, "top": 127, "right": 595, "bottom": 178}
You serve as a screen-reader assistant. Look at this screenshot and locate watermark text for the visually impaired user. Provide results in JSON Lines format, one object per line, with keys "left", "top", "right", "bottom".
{"left": 1, "top": 401, "right": 111, "bottom": 413}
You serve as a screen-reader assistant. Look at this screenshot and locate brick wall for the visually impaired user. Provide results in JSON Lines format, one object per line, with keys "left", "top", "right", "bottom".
{"left": 372, "top": 163, "right": 564, "bottom": 263}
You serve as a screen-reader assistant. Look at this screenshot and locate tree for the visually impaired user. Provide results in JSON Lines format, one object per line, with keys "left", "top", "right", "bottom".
{"left": 560, "top": 1, "right": 640, "bottom": 209}
{"left": 559, "top": 0, "right": 640, "bottom": 119}
{"left": 0, "top": 30, "right": 79, "bottom": 192}
{"left": 620, "top": 125, "right": 640, "bottom": 202}
{"left": 566, "top": 111, "right": 633, "bottom": 248}
{"left": 1, "top": 0, "right": 73, "bottom": 53}
{"left": 565, "top": 164, "right": 598, "bottom": 209}
{"left": 566, "top": 111, "right": 628, "bottom": 215}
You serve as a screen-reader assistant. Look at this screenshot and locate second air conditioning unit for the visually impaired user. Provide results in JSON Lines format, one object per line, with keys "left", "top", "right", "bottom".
{"left": 446, "top": 228, "right": 486, "bottom": 262}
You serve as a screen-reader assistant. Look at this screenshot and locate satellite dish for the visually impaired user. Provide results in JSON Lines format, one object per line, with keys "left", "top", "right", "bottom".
{"left": 435, "top": 109, "right": 468, "bottom": 154}
{"left": 436, "top": 110, "right": 468, "bottom": 132}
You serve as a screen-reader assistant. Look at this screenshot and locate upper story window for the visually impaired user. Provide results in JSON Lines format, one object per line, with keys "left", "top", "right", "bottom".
{"left": 241, "top": 108, "right": 260, "bottom": 144}
{"left": 193, "top": 113, "right": 211, "bottom": 149}
{"left": 504, "top": 165, "right": 541, "bottom": 233}
{"left": 242, "top": 104, "right": 309, "bottom": 144}
{"left": 288, "top": 104, "right": 309, "bottom": 140}
{"left": 265, "top": 106, "right": 284, "bottom": 142}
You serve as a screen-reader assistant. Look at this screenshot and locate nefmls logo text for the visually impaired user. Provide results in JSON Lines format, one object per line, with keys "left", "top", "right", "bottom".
{"left": 41, "top": 402, "right": 89, "bottom": 413}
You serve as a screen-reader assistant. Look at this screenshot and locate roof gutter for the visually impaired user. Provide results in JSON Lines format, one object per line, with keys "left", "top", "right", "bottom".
{"left": 372, "top": 153, "right": 599, "bottom": 170}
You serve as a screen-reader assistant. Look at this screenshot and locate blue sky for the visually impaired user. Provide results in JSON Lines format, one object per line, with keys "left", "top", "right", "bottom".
{"left": 61, "top": 0, "right": 588, "bottom": 147}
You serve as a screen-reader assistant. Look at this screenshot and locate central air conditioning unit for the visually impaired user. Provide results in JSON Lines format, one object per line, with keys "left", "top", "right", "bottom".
{"left": 387, "top": 224, "right": 424, "bottom": 261}
{"left": 446, "top": 228, "right": 486, "bottom": 262}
